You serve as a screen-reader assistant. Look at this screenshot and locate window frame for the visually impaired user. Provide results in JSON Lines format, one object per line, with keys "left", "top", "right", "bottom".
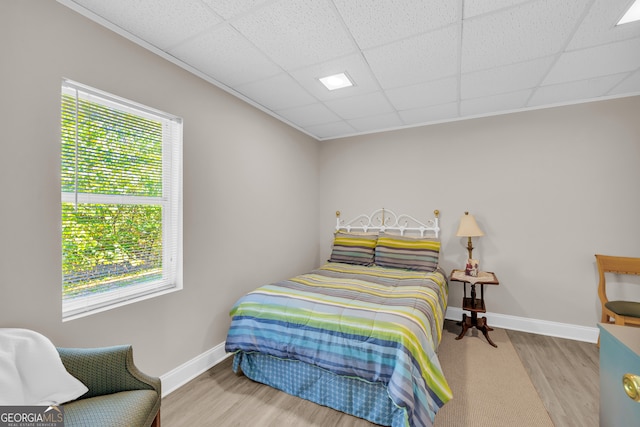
{"left": 61, "top": 79, "right": 183, "bottom": 321}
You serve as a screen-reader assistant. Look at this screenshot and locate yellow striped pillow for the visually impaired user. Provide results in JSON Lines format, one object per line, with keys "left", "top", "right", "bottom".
{"left": 375, "top": 233, "right": 440, "bottom": 271}
{"left": 328, "top": 232, "right": 377, "bottom": 265}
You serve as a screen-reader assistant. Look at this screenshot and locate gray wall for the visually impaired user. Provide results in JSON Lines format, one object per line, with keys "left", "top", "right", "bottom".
{"left": 0, "top": 1, "right": 319, "bottom": 376}
{"left": 319, "top": 97, "right": 640, "bottom": 328}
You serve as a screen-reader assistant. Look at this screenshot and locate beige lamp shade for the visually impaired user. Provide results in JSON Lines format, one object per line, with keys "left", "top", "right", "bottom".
{"left": 456, "top": 212, "right": 484, "bottom": 237}
{"left": 457, "top": 212, "right": 484, "bottom": 260}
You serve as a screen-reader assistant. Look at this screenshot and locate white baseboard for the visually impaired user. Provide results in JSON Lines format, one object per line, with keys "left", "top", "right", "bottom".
{"left": 160, "top": 341, "right": 231, "bottom": 397}
{"left": 445, "top": 307, "right": 599, "bottom": 344}
{"left": 161, "top": 311, "right": 599, "bottom": 397}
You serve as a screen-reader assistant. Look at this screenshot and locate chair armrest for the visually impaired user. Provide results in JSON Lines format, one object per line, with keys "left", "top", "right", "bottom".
{"left": 57, "top": 345, "right": 161, "bottom": 400}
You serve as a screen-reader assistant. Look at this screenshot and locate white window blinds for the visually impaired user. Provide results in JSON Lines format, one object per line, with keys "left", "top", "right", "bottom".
{"left": 61, "top": 79, "right": 182, "bottom": 320}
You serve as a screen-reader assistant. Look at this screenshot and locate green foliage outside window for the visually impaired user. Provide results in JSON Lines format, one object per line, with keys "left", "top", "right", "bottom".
{"left": 61, "top": 94, "right": 164, "bottom": 299}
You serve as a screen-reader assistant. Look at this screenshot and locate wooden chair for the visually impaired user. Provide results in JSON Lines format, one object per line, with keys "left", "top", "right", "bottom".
{"left": 595, "top": 254, "right": 640, "bottom": 328}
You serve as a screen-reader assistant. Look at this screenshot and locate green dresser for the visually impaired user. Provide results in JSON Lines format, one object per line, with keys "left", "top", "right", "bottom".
{"left": 598, "top": 323, "right": 640, "bottom": 426}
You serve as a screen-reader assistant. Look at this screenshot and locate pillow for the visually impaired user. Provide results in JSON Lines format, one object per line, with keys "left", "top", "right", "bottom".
{"left": 328, "top": 231, "right": 377, "bottom": 265}
{"left": 375, "top": 233, "right": 440, "bottom": 272}
{"left": 0, "top": 328, "right": 88, "bottom": 405}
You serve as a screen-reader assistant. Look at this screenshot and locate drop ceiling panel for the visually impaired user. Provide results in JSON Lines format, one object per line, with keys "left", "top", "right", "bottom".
{"left": 386, "top": 77, "right": 458, "bottom": 111}
{"left": 398, "top": 102, "right": 459, "bottom": 125}
{"left": 71, "top": 0, "right": 221, "bottom": 50}
{"left": 302, "top": 121, "right": 356, "bottom": 140}
{"left": 333, "top": 0, "right": 460, "bottom": 49}
{"left": 201, "top": 0, "right": 271, "bottom": 20}
{"left": 567, "top": 0, "right": 640, "bottom": 50}
{"left": 169, "top": 25, "right": 281, "bottom": 87}
{"left": 529, "top": 74, "right": 629, "bottom": 106}
{"left": 348, "top": 113, "right": 403, "bottom": 133}
{"left": 463, "top": 0, "right": 534, "bottom": 19}
{"left": 609, "top": 70, "right": 640, "bottom": 95}
{"left": 364, "top": 25, "right": 460, "bottom": 89}
{"left": 60, "top": 0, "right": 640, "bottom": 140}
{"left": 460, "top": 90, "right": 532, "bottom": 117}
{"left": 276, "top": 103, "right": 341, "bottom": 127}
{"left": 543, "top": 37, "right": 640, "bottom": 85}
{"left": 324, "top": 91, "right": 395, "bottom": 120}
{"left": 461, "top": 56, "right": 556, "bottom": 99}
{"left": 231, "top": 0, "right": 356, "bottom": 70}
{"left": 235, "top": 73, "right": 317, "bottom": 111}
{"left": 462, "top": 0, "right": 591, "bottom": 73}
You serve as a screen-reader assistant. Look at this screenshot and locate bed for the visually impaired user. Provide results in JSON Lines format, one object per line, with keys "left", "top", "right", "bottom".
{"left": 224, "top": 209, "right": 451, "bottom": 427}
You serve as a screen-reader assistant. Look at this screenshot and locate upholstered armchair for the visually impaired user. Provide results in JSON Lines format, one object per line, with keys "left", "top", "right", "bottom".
{"left": 57, "top": 345, "right": 161, "bottom": 427}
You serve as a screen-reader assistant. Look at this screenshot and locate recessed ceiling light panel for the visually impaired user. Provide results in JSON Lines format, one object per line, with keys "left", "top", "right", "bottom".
{"left": 618, "top": 0, "right": 640, "bottom": 25}
{"left": 319, "top": 72, "right": 354, "bottom": 91}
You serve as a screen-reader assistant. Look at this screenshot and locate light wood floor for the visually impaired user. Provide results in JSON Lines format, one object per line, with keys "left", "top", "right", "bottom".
{"left": 162, "top": 322, "right": 599, "bottom": 426}
{"left": 505, "top": 328, "right": 599, "bottom": 427}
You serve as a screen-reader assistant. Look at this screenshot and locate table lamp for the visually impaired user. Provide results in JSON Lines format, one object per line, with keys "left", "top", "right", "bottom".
{"left": 456, "top": 212, "right": 484, "bottom": 259}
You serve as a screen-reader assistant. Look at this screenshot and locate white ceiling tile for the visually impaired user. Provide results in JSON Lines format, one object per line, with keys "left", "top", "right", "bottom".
{"left": 289, "top": 54, "right": 380, "bottom": 101}
{"left": 462, "top": 56, "right": 556, "bottom": 99}
{"left": 232, "top": 0, "right": 356, "bottom": 69}
{"left": 348, "top": 113, "right": 403, "bottom": 133}
{"left": 529, "top": 74, "right": 629, "bottom": 107}
{"left": 276, "top": 103, "right": 342, "bottom": 127}
{"left": 236, "top": 73, "right": 316, "bottom": 111}
{"left": 543, "top": 37, "right": 640, "bottom": 85}
{"left": 462, "top": 0, "right": 592, "bottom": 73}
{"left": 201, "top": 0, "right": 270, "bottom": 20}
{"left": 567, "top": 0, "right": 640, "bottom": 50}
{"left": 364, "top": 25, "right": 459, "bottom": 89}
{"left": 324, "top": 91, "right": 395, "bottom": 120}
{"left": 464, "top": 0, "right": 534, "bottom": 19}
{"left": 169, "top": 25, "right": 281, "bottom": 87}
{"left": 303, "top": 121, "right": 357, "bottom": 140}
{"left": 399, "top": 103, "right": 459, "bottom": 125}
{"left": 386, "top": 77, "right": 458, "bottom": 111}
{"left": 460, "top": 90, "right": 532, "bottom": 116}
{"left": 608, "top": 70, "right": 640, "bottom": 96}
{"left": 71, "top": 0, "right": 221, "bottom": 49}
{"left": 333, "top": 0, "right": 460, "bottom": 49}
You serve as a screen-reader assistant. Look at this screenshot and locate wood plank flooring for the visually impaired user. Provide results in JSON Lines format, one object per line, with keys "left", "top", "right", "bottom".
{"left": 506, "top": 328, "right": 599, "bottom": 427}
{"left": 161, "top": 356, "right": 372, "bottom": 426}
{"left": 162, "top": 322, "right": 600, "bottom": 426}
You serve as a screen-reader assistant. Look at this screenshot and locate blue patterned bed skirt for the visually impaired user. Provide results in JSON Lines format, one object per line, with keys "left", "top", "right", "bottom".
{"left": 233, "top": 351, "right": 408, "bottom": 426}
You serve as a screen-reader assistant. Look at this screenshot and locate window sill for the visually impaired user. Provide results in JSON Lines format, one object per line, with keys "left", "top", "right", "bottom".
{"left": 62, "top": 283, "right": 181, "bottom": 322}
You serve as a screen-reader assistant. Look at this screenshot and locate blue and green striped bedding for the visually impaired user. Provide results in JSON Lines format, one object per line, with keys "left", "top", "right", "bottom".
{"left": 225, "top": 262, "right": 452, "bottom": 427}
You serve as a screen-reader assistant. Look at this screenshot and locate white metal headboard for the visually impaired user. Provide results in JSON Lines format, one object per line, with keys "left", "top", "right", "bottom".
{"left": 335, "top": 208, "right": 440, "bottom": 238}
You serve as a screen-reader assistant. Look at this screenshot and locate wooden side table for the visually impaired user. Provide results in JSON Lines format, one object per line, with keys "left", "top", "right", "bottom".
{"left": 449, "top": 269, "right": 500, "bottom": 347}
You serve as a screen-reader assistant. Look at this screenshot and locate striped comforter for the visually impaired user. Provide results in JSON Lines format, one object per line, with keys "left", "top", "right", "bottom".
{"left": 225, "top": 262, "right": 452, "bottom": 427}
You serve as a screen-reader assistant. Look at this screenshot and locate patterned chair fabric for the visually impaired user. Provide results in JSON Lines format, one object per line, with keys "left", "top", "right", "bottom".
{"left": 57, "top": 345, "right": 161, "bottom": 427}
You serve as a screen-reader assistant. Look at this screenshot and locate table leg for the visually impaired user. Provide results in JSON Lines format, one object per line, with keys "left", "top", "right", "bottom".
{"left": 456, "top": 313, "right": 470, "bottom": 340}
{"left": 476, "top": 317, "right": 497, "bottom": 348}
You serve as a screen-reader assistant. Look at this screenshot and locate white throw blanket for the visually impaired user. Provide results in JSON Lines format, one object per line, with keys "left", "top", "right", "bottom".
{"left": 0, "top": 328, "right": 88, "bottom": 405}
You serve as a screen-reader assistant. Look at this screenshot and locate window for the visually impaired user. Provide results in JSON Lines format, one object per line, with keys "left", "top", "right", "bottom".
{"left": 61, "top": 79, "right": 182, "bottom": 320}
